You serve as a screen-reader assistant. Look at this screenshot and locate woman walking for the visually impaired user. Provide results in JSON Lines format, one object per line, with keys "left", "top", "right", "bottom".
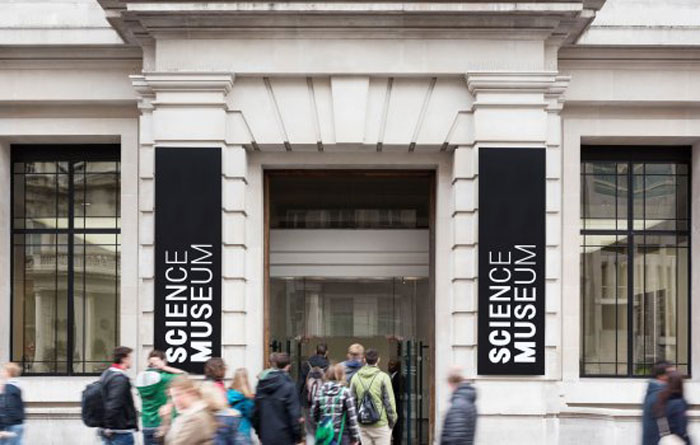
{"left": 655, "top": 371, "right": 692, "bottom": 444}
{"left": 165, "top": 376, "right": 217, "bottom": 445}
{"left": 311, "top": 364, "right": 360, "bottom": 445}
{"left": 201, "top": 381, "right": 244, "bottom": 445}
{"left": 227, "top": 369, "right": 255, "bottom": 444}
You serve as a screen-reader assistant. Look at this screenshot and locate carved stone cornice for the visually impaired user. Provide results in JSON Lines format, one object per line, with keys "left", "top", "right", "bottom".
{"left": 466, "top": 71, "right": 559, "bottom": 95}
{"left": 97, "top": 1, "right": 605, "bottom": 46}
{"left": 130, "top": 72, "right": 235, "bottom": 110}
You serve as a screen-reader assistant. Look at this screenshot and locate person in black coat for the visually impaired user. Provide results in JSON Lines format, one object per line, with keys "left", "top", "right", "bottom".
{"left": 253, "top": 353, "right": 302, "bottom": 445}
{"left": 298, "top": 343, "right": 330, "bottom": 407}
{"left": 298, "top": 344, "right": 330, "bottom": 444}
{"left": 654, "top": 371, "right": 691, "bottom": 444}
{"left": 100, "top": 346, "right": 138, "bottom": 445}
{"left": 0, "top": 362, "right": 25, "bottom": 443}
{"left": 440, "top": 366, "right": 476, "bottom": 445}
{"left": 388, "top": 359, "right": 404, "bottom": 445}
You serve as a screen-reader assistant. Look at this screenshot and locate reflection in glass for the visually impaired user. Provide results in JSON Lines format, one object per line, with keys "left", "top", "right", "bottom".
{"left": 632, "top": 235, "right": 685, "bottom": 375}
{"left": 581, "top": 236, "right": 628, "bottom": 375}
{"left": 11, "top": 154, "right": 120, "bottom": 375}
{"left": 270, "top": 278, "right": 426, "bottom": 341}
{"left": 580, "top": 155, "right": 689, "bottom": 377}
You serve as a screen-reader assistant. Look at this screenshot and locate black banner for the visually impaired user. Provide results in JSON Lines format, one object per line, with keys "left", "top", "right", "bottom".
{"left": 155, "top": 147, "right": 222, "bottom": 374}
{"left": 478, "top": 147, "right": 545, "bottom": 375}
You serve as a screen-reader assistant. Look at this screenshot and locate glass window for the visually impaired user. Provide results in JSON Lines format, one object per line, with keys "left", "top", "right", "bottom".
{"left": 11, "top": 147, "right": 120, "bottom": 375}
{"left": 581, "top": 150, "right": 690, "bottom": 377}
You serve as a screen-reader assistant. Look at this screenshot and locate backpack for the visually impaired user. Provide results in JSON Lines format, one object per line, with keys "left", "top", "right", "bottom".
{"left": 315, "top": 392, "right": 346, "bottom": 445}
{"left": 306, "top": 362, "right": 325, "bottom": 406}
{"left": 356, "top": 374, "right": 382, "bottom": 425}
{"left": 81, "top": 371, "right": 116, "bottom": 428}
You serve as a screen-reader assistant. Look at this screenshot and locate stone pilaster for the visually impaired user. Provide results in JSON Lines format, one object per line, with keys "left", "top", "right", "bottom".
{"left": 450, "top": 72, "right": 568, "bottom": 379}
{"left": 130, "top": 72, "right": 249, "bottom": 370}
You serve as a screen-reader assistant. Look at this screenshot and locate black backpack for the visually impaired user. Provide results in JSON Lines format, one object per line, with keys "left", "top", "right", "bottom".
{"left": 306, "top": 362, "right": 325, "bottom": 406}
{"left": 81, "top": 371, "right": 115, "bottom": 427}
{"left": 356, "top": 374, "right": 382, "bottom": 425}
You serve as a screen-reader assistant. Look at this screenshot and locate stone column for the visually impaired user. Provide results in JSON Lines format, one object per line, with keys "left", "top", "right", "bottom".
{"left": 131, "top": 72, "right": 249, "bottom": 370}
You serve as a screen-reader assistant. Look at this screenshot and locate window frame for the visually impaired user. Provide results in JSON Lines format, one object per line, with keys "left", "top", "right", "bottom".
{"left": 10, "top": 144, "right": 121, "bottom": 376}
{"left": 580, "top": 146, "right": 692, "bottom": 378}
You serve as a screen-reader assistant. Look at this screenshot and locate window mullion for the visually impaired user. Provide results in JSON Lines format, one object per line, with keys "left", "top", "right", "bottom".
{"left": 627, "top": 161, "right": 634, "bottom": 377}
{"left": 67, "top": 161, "right": 75, "bottom": 375}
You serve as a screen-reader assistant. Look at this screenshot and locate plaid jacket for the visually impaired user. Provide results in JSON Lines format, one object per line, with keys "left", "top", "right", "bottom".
{"left": 311, "top": 382, "right": 361, "bottom": 442}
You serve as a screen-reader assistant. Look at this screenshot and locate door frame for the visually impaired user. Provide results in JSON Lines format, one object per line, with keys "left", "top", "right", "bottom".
{"left": 263, "top": 168, "right": 436, "bottom": 442}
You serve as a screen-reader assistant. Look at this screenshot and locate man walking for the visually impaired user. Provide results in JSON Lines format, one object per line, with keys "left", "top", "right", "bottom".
{"left": 135, "top": 350, "right": 186, "bottom": 445}
{"left": 100, "top": 346, "right": 138, "bottom": 445}
{"left": 350, "top": 349, "right": 396, "bottom": 445}
{"left": 298, "top": 344, "right": 330, "bottom": 444}
{"left": 439, "top": 366, "right": 476, "bottom": 445}
{"left": 0, "top": 363, "right": 25, "bottom": 445}
{"left": 342, "top": 344, "right": 365, "bottom": 383}
{"left": 642, "top": 361, "right": 673, "bottom": 445}
{"left": 253, "top": 352, "right": 302, "bottom": 445}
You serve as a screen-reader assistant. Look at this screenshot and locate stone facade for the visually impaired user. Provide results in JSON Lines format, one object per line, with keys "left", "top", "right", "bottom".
{"left": 1, "top": 1, "right": 700, "bottom": 444}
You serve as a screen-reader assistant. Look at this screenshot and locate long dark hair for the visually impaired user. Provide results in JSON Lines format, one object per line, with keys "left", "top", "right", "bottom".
{"left": 655, "top": 371, "right": 684, "bottom": 417}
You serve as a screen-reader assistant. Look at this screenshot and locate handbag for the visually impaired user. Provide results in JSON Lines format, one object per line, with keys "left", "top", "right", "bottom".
{"left": 657, "top": 417, "right": 685, "bottom": 445}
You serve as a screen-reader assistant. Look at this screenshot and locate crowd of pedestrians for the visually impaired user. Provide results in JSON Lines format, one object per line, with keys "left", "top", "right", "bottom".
{"left": 3, "top": 344, "right": 694, "bottom": 445}
{"left": 0, "top": 341, "right": 482, "bottom": 445}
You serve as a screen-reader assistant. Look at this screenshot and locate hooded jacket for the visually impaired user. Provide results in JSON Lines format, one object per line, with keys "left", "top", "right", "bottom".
{"left": 0, "top": 379, "right": 24, "bottom": 428}
{"left": 349, "top": 365, "right": 397, "bottom": 428}
{"left": 252, "top": 370, "right": 302, "bottom": 444}
{"left": 342, "top": 360, "right": 364, "bottom": 384}
{"left": 642, "top": 379, "right": 666, "bottom": 445}
{"left": 136, "top": 369, "right": 178, "bottom": 428}
{"left": 440, "top": 382, "right": 476, "bottom": 445}
{"left": 312, "top": 381, "right": 361, "bottom": 443}
{"left": 298, "top": 354, "right": 330, "bottom": 408}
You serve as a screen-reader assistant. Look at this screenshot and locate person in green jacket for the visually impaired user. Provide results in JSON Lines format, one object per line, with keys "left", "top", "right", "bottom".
{"left": 135, "top": 350, "right": 186, "bottom": 445}
{"left": 349, "top": 349, "right": 397, "bottom": 445}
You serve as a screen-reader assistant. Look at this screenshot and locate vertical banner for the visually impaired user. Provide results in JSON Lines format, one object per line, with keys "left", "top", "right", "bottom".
{"left": 478, "top": 147, "right": 545, "bottom": 375}
{"left": 155, "top": 147, "right": 222, "bottom": 374}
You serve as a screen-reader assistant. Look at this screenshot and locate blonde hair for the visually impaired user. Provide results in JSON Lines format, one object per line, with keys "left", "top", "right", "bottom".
{"left": 170, "top": 375, "right": 198, "bottom": 394}
{"left": 325, "top": 363, "right": 346, "bottom": 384}
{"left": 2, "top": 363, "right": 21, "bottom": 378}
{"left": 230, "top": 368, "right": 253, "bottom": 398}
{"left": 170, "top": 376, "right": 226, "bottom": 413}
{"left": 347, "top": 343, "right": 364, "bottom": 359}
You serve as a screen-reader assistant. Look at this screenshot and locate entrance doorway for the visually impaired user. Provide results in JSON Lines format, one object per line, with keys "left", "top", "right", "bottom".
{"left": 265, "top": 171, "right": 435, "bottom": 444}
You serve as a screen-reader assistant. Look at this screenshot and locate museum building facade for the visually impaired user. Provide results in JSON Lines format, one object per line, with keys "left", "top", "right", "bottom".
{"left": 1, "top": 0, "right": 700, "bottom": 443}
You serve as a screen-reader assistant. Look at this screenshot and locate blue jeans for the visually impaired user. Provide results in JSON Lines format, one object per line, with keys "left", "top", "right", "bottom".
{"left": 142, "top": 428, "right": 159, "bottom": 445}
{"left": 100, "top": 432, "right": 134, "bottom": 445}
{"left": 1, "top": 424, "right": 24, "bottom": 445}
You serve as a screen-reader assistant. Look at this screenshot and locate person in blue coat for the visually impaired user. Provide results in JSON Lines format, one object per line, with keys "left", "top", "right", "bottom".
{"left": 642, "top": 361, "right": 672, "bottom": 445}
{"left": 654, "top": 371, "right": 691, "bottom": 444}
{"left": 228, "top": 368, "right": 255, "bottom": 444}
{"left": 0, "top": 363, "right": 25, "bottom": 445}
